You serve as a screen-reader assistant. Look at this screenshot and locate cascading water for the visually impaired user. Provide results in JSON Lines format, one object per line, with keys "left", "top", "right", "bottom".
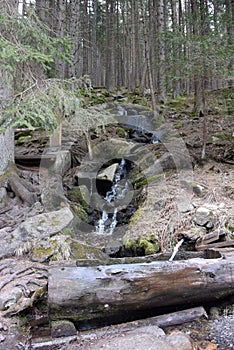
{"left": 96, "top": 159, "right": 129, "bottom": 235}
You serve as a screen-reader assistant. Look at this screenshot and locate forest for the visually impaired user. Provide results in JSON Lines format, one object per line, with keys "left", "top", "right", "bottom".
{"left": 0, "top": 1, "right": 234, "bottom": 350}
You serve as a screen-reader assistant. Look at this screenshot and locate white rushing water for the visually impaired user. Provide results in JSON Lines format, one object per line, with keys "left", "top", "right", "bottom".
{"left": 96, "top": 159, "right": 128, "bottom": 235}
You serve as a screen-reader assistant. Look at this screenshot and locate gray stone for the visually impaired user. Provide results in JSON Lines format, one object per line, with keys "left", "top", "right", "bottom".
{"left": 51, "top": 320, "right": 76, "bottom": 338}
{"left": 86, "top": 331, "right": 175, "bottom": 350}
{"left": 84, "top": 326, "right": 194, "bottom": 350}
{"left": 0, "top": 187, "right": 7, "bottom": 209}
{"left": 0, "top": 207, "right": 73, "bottom": 259}
{"left": 97, "top": 163, "right": 119, "bottom": 182}
{"left": 194, "top": 206, "right": 216, "bottom": 228}
{"left": 0, "top": 288, "right": 22, "bottom": 311}
{"left": 14, "top": 206, "right": 73, "bottom": 240}
{"left": 181, "top": 227, "right": 207, "bottom": 242}
{"left": 166, "top": 331, "right": 193, "bottom": 350}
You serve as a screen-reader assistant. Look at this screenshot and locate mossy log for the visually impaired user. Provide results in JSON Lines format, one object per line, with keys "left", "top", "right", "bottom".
{"left": 48, "top": 257, "right": 234, "bottom": 327}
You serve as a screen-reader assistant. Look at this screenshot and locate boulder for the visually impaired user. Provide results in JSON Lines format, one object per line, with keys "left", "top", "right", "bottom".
{"left": 31, "top": 234, "right": 109, "bottom": 263}
{"left": 97, "top": 163, "right": 119, "bottom": 182}
{"left": 84, "top": 325, "right": 193, "bottom": 350}
{"left": 194, "top": 205, "right": 219, "bottom": 229}
{"left": 0, "top": 207, "right": 73, "bottom": 259}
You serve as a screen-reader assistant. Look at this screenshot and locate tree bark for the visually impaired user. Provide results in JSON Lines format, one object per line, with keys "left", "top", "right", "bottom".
{"left": 48, "top": 258, "right": 234, "bottom": 326}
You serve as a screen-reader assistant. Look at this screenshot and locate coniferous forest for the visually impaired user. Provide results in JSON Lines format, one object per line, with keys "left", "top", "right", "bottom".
{"left": 0, "top": 1, "right": 234, "bottom": 349}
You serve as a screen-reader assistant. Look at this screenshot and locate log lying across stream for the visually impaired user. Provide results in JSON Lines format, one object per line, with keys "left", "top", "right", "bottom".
{"left": 48, "top": 257, "right": 234, "bottom": 328}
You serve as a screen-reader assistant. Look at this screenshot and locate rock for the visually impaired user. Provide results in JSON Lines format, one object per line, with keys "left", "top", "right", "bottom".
{"left": 51, "top": 320, "right": 76, "bottom": 338}
{"left": 0, "top": 187, "right": 7, "bottom": 209}
{"left": 41, "top": 150, "right": 71, "bottom": 176}
{"left": 193, "top": 183, "right": 207, "bottom": 197}
{"left": 177, "top": 200, "right": 194, "bottom": 213}
{"left": 181, "top": 227, "right": 207, "bottom": 242}
{"left": 166, "top": 331, "right": 193, "bottom": 350}
{"left": 97, "top": 163, "right": 119, "bottom": 182}
{"left": 0, "top": 288, "right": 22, "bottom": 311}
{"left": 0, "top": 334, "right": 6, "bottom": 343}
{"left": 0, "top": 207, "right": 73, "bottom": 259}
{"left": 194, "top": 206, "right": 217, "bottom": 228}
{"left": 31, "top": 234, "right": 108, "bottom": 263}
{"left": 84, "top": 325, "right": 193, "bottom": 350}
{"left": 209, "top": 307, "right": 220, "bottom": 319}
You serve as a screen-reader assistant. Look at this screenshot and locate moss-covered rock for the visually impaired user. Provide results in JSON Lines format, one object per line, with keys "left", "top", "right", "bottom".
{"left": 32, "top": 234, "right": 109, "bottom": 262}
{"left": 67, "top": 187, "right": 89, "bottom": 209}
{"left": 138, "top": 237, "right": 160, "bottom": 255}
{"left": 124, "top": 235, "right": 160, "bottom": 256}
{"left": 70, "top": 203, "right": 88, "bottom": 222}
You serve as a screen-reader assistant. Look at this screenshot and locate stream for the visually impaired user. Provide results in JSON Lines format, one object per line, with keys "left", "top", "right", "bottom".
{"left": 96, "top": 158, "right": 129, "bottom": 235}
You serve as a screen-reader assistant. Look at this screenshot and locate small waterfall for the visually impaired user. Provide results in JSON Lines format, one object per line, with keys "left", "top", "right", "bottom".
{"left": 96, "top": 159, "right": 128, "bottom": 235}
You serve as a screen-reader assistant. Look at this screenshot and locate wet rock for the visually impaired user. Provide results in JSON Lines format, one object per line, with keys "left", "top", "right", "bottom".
{"left": 0, "top": 187, "right": 7, "bottom": 209}
{"left": 51, "top": 320, "right": 76, "bottom": 338}
{"left": 97, "top": 163, "right": 119, "bottom": 182}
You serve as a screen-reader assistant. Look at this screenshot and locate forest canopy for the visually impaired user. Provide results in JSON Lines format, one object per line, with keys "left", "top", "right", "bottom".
{"left": 0, "top": 0, "right": 233, "bottom": 130}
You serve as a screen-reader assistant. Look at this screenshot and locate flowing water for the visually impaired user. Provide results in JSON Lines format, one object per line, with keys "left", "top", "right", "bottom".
{"left": 96, "top": 159, "right": 129, "bottom": 235}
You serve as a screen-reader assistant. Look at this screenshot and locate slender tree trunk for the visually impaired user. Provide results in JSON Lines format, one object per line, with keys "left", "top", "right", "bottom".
{"left": 105, "top": 0, "right": 115, "bottom": 90}
{"left": 67, "top": 0, "right": 81, "bottom": 78}
{"left": 139, "top": 0, "right": 159, "bottom": 116}
{"left": 91, "top": 0, "right": 98, "bottom": 85}
{"left": 157, "top": 0, "right": 166, "bottom": 102}
{"left": 82, "top": 0, "right": 89, "bottom": 76}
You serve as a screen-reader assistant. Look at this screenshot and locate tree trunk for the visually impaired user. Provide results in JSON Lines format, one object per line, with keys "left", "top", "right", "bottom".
{"left": 48, "top": 258, "right": 234, "bottom": 327}
{"left": 0, "top": 128, "right": 15, "bottom": 175}
{"left": 105, "top": 0, "right": 115, "bottom": 90}
{"left": 139, "top": 0, "right": 159, "bottom": 116}
{"left": 157, "top": 0, "right": 166, "bottom": 102}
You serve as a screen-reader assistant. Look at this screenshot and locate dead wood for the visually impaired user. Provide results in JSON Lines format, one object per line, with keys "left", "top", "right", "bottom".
{"left": 48, "top": 258, "right": 234, "bottom": 326}
{"left": 8, "top": 163, "right": 37, "bottom": 205}
{"left": 196, "top": 240, "right": 234, "bottom": 251}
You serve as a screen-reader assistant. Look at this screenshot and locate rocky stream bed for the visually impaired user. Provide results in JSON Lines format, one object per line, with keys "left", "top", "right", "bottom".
{"left": 0, "top": 93, "right": 234, "bottom": 349}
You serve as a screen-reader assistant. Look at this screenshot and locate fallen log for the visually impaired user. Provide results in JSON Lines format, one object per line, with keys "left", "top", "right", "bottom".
{"left": 48, "top": 257, "right": 234, "bottom": 327}
{"left": 32, "top": 307, "right": 206, "bottom": 346}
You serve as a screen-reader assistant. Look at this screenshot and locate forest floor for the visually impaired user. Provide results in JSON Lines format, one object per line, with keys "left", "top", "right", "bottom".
{"left": 0, "top": 88, "right": 233, "bottom": 349}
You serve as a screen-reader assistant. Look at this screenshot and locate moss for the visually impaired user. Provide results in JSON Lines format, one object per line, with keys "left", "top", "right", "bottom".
{"left": 16, "top": 135, "right": 32, "bottom": 144}
{"left": 124, "top": 239, "right": 137, "bottom": 252}
{"left": 129, "top": 208, "right": 143, "bottom": 225}
{"left": 139, "top": 237, "right": 160, "bottom": 255}
{"left": 173, "top": 122, "right": 182, "bottom": 129}
{"left": 51, "top": 216, "right": 61, "bottom": 226}
{"left": 33, "top": 245, "right": 54, "bottom": 259}
{"left": 70, "top": 240, "right": 107, "bottom": 260}
{"left": 67, "top": 187, "right": 88, "bottom": 210}
{"left": 70, "top": 203, "right": 88, "bottom": 222}
{"left": 212, "top": 133, "right": 233, "bottom": 141}
{"left": 116, "top": 127, "right": 128, "bottom": 138}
